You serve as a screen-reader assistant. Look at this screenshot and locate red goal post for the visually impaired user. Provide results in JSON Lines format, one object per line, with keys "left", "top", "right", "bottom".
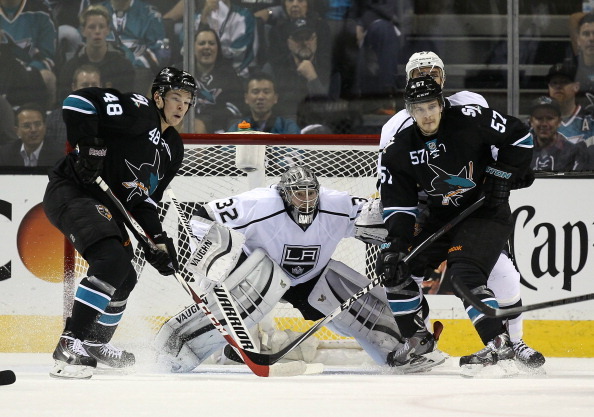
{"left": 64, "top": 133, "right": 382, "bottom": 352}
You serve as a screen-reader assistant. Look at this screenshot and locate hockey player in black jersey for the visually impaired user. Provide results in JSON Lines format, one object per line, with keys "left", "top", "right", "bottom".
{"left": 378, "top": 75, "right": 534, "bottom": 376}
{"left": 44, "top": 67, "right": 197, "bottom": 379}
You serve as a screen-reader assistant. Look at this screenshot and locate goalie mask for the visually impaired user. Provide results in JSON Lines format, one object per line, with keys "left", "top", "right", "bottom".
{"left": 278, "top": 166, "right": 320, "bottom": 227}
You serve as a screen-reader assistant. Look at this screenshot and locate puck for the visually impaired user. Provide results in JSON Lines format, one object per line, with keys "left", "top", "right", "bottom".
{"left": 0, "top": 370, "right": 16, "bottom": 386}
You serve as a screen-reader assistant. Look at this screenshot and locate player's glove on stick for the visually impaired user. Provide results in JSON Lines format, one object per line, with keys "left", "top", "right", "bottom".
{"left": 483, "top": 162, "right": 518, "bottom": 209}
{"left": 75, "top": 137, "right": 107, "bottom": 184}
{"left": 511, "top": 167, "right": 535, "bottom": 190}
{"left": 144, "top": 232, "right": 179, "bottom": 276}
{"left": 376, "top": 239, "right": 411, "bottom": 287}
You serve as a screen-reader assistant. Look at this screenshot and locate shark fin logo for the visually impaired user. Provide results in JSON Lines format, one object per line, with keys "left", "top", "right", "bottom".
{"left": 426, "top": 162, "right": 476, "bottom": 206}
{"left": 122, "top": 151, "right": 162, "bottom": 201}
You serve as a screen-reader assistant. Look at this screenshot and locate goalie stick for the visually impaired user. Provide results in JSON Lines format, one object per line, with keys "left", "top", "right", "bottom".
{"left": 165, "top": 188, "right": 259, "bottom": 353}
{"left": 452, "top": 275, "right": 594, "bottom": 318}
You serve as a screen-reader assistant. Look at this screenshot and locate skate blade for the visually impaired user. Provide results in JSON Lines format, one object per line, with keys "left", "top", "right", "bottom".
{"left": 516, "top": 360, "right": 547, "bottom": 375}
{"left": 460, "top": 359, "right": 520, "bottom": 378}
{"left": 398, "top": 349, "right": 447, "bottom": 374}
{"left": 49, "top": 361, "right": 94, "bottom": 379}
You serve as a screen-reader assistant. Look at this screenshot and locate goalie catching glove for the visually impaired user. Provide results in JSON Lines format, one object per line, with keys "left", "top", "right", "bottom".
{"left": 354, "top": 199, "right": 388, "bottom": 245}
{"left": 75, "top": 137, "right": 107, "bottom": 184}
{"left": 143, "top": 232, "right": 179, "bottom": 276}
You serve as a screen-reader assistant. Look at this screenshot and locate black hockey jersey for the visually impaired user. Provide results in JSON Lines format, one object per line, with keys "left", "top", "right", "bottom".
{"left": 50, "top": 87, "right": 184, "bottom": 236}
{"left": 379, "top": 104, "right": 533, "bottom": 242}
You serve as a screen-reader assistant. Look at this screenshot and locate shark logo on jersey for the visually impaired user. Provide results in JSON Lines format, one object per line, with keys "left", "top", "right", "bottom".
{"left": 122, "top": 150, "right": 163, "bottom": 201}
{"left": 95, "top": 205, "right": 112, "bottom": 220}
{"left": 426, "top": 162, "right": 476, "bottom": 206}
{"left": 281, "top": 245, "right": 320, "bottom": 277}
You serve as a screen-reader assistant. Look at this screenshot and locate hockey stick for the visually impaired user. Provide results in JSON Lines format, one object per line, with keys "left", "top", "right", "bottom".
{"left": 165, "top": 188, "right": 259, "bottom": 353}
{"left": 452, "top": 275, "right": 594, "bottom": 318}
{"left": 94, "top": 176, "right": 293, "bottom": 377}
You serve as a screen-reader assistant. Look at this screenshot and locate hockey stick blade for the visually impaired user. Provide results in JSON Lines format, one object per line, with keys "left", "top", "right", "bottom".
{"left": 0, "top": 370, "right": 16, "bottom": 386}
{"left": 452, "top": 275, "right": 594, "bottom": 318}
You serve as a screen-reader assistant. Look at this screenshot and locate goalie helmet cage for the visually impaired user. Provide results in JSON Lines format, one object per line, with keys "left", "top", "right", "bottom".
{"left": 63, "top": 133, "right": 381, "bottom": 353}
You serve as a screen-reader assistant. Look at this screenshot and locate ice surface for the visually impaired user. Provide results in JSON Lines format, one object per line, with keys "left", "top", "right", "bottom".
{"left": 0, "top": 353, "right": 593, "bottom": 417}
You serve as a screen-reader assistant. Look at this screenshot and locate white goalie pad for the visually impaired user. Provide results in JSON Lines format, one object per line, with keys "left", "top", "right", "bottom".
{"left": 307, "top": 260, "right": 402, "bottom": 365}
{"left": 355, "top": 199, "right": 388, "bottom": 245}
{"left": 186, "top": 216, "right": 245, "bottom": 291}
{"left": 154, "top": 248, "right": 291, "bottom": 372}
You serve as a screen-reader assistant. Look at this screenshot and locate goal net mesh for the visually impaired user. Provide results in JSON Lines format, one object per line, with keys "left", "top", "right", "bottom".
{"left": 66, "top": 135, "right": 381, "bottom": 354}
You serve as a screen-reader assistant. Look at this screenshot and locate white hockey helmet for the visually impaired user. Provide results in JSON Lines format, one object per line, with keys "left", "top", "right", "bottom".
{"left": 278, "top": 166, "right": 320, "bottom": 227}
{"left": 405, "top": 51, "right": 445, "bottom": 85}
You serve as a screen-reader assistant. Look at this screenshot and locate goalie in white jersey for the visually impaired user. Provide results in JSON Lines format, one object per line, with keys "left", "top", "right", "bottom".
{"left": 154, "top": 166, "right": 446, "bottom": 372}
{"left": 378, "top": 51, "right": 544, "bottom": 370}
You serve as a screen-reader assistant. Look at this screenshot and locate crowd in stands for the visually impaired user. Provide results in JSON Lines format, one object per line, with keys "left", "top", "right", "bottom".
{"left": 2, "top": 0, "right": 594, "bottom": 171}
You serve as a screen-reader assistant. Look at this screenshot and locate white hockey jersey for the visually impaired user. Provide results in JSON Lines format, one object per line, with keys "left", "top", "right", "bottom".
{"left": 202, "top": 186, "right": 367, "bottom": 285}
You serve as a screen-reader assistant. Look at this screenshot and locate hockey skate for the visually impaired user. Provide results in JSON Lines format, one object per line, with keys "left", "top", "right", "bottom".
{"left": 459, "top": 333, "right": 518, "bottom": 377}
{"left": 512, "top": 339, "right": 545, "bottom": 370}
{"left": 83, "top": 340, "right": 135, "bottom": 370}
{"left": 387, "top": 321, "right": 447, "bottom": 373}
{"left": 50, "top": 331, "right": 97, "bottom": 379}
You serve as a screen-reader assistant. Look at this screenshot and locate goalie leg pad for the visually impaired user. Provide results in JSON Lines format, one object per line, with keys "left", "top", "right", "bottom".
{"left": 154, "top": 248, "right": 290, "bottom": 372}
{"left": 307, "top": 260, "right": 402, "bottom": 365}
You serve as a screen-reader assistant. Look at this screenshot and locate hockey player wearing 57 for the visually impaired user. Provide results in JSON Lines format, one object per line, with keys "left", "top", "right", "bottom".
{"left": 378, "top": 75, "right": 534, "bottom": 376}
{"left": 154, "top": 166, "right": 446, "bottom": 373}
{"left": 44, "top": 67, "right": 198, "bottom": 379}
{"left": 379, "top": 51, "right": 544, "bottom": 370}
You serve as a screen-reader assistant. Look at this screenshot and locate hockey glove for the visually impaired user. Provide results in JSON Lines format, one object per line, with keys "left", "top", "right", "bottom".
{"left": 483, "top": 162, "right": 518, "bottom": 209}
{"left": 511, "top": 168, "right": 535, "bottom": 190}
{"left": 376, "top": 239, "right": 411, "bottom": 287}
{"left": 75, "top": 137, "right": 107, "bottom": 184}
{"left": 144, "top": 232, "right": 179, "bottom": 276}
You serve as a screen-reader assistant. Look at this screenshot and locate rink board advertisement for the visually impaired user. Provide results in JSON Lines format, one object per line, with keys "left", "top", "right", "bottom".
{"left": 1, "top": 174, "right": 594, "bottom": 354}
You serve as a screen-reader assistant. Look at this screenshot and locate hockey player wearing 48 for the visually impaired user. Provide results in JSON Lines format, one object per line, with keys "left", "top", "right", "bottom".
{"left": 154, "top": 166, "right": 446, "bottom": 373}
{"left": 378, "top": 75, "right": 534, "bottom": 377}
{"left": 44, "top": 67, "right": 198, "bottom": 379}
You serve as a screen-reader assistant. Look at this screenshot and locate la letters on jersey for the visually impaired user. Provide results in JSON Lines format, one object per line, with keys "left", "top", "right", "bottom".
{"left": 282, "top": 245, "right": 320, "bottom": 277}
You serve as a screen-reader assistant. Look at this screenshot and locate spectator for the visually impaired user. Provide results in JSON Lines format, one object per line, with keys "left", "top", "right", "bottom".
{"left": 265, "top": 0, "right": 331, "bottom": 71}
{"left": 193, "top": 0, "right": 258, "bottom": 78}
{"left": 46, "top": 0, "right": 87, "bottom": 66}
{"left": 227, "top": 72, "right": 300, "bottom": 133}
{"left": 529, "top": 96, "right": 589, "bottom": 172}
{"left": 0, "top": 95, "right": 17, "bottom": 145}
{"left": 100, "top": 0, "right": 168, "bottom": 92}
{"left": 0, "top": 0, "right": 57, "bottom": 106}
{"left": 349, "top": 0, "right": 402, "bottom": 98}
{"left": 545, "top": 61, "right": 594, "bottom": 144}
{"left": 0, "top": 32, "right": 49, "bottom": 108}
{"left": 0, "top": 103, "right": 63, "bottom": 167}
{"left": 263, "top": 18, "right": 336, "bottom": 118}
{"left": 188, "top": 28, "right": 244, "bottom": 133}
{"left": 47, "top": 64, "right": 102, "bottom": 149}
{"left": 57, "top": 4, "right": 135, "bottom": 103}
{"left": 571, "top": 13, "right": 594, "bottom": 98}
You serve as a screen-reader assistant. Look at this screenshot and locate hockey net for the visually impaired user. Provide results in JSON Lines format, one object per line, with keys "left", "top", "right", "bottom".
{"left": 64, "top": 133, "right": 381, "bottom": 360}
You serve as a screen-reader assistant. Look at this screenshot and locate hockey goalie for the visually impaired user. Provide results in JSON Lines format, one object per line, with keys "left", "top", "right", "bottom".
{"left": 154, "top": 166, "right": 446, "bottom": 372}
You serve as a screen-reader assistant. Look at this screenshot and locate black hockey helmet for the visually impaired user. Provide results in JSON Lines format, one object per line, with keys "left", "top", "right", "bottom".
{"left": 151, "top": 67, "right": 198, "bottom": 106}
{"left": 404, "top": 74, "right": 444, "bottom": 109}
{"left": 278, "top": 166, "right": 320, "bottom": 226}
